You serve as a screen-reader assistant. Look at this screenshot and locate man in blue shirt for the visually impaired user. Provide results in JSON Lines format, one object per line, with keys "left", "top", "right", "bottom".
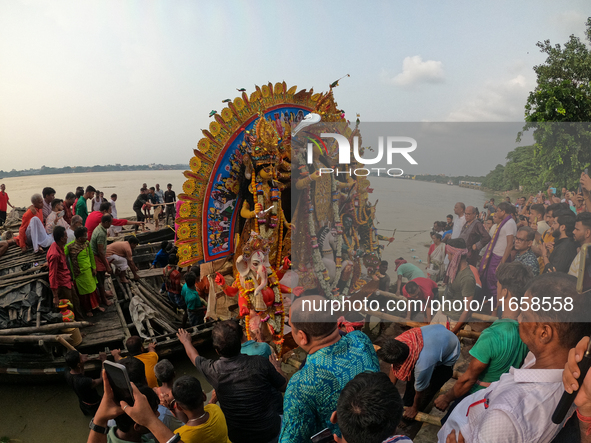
{"left": 377, "top": 324, "right": 460, "bottom": 421}
{"left": 280, "top": 295, "right": 379, "bottom": 442}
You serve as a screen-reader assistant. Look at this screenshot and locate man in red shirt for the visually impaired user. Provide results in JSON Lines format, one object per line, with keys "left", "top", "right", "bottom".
{"left": 163, "top": 254, "right": 183, "bottom": 308}
{"left": 0, "top": 183, "right": 14, "bottom": 227}
{"left": 85, "top": 201, "right": 142, "bottom": 239}
{"left": 402, "top": 277, "right": 439, "bottom": 322}
{"left": 47, "top": 226, "right": 84, "bottom": 320}
{"left": 16, "top": 194, "right": 54, "bottom": 252}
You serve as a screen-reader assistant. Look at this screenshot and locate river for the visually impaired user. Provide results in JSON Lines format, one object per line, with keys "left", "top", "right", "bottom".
{"left": 0, "top": 172, "right": 490, "bottom": 442}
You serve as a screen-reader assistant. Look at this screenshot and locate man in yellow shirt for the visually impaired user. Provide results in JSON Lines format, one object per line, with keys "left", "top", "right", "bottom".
{"left": 172, "top": 376, "right": 231, "bottom": 443}
{"left": 123, "top": 336, "right": 159, "bottom": 389}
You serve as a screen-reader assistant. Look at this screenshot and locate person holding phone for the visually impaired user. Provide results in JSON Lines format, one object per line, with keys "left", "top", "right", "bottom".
{"left": 45, "top": 198, "right": 71, "bottom": 235}
{"left": 87, "top": 370, "right": 184, "bottom": 443}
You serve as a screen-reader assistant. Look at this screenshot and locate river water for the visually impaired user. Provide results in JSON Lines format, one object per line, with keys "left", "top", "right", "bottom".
{"left": 0, "top": 172, "right": 490, "bottom": 442}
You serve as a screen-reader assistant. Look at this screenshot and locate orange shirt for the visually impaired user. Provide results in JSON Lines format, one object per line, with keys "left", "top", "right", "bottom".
{"left": 134, "top": 351, "right": 159, "bottom": 388}
{"left": 16, "top": 209, "right": 43, "bottom": 247}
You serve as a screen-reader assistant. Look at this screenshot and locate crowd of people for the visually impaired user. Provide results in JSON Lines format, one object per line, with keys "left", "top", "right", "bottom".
{"left": 0, "top": 183, "right": 180, "bottom": 318}
{"left": 5, "top": 175, "right": 591, "bottom": 443}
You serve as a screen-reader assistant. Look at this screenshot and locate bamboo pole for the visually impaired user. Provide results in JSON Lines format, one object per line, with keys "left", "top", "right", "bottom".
{"left": 0, "top": 264, "right": 48, "bottom": 280}
{"left": 57, "top": 336, "right": 77, "bottom": 351}
{"left": 0, "top": 333, "right": 72, "bottom": 344}
{"left": 403, "top": 407, "right": 441, "bottom": 426}
{"left": 457, "top": 330, "right": 481, "bottom": 339}
{"left": 0, "top": 272, "right": 49, "bottom": 288}
{"left": 363, "top": 310, "right": 481, "bottom": 338}
{"left": 135, "top": 282, "right": 179, "bottom": 319}
{"left": 115, "top": 300, "right": 132, "bottom": 341}
{"left": 0, "top": 321, "right": 93, "bottom": 336}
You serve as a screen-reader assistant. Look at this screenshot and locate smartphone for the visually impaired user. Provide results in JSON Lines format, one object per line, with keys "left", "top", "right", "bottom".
{"left": 310, "top": 428, "right": 334, "bottom": 443}
{"left": 58, "top": 210, "right": 65, "bottom": 217}
{"left": 104, "top": 360, "right": 135, "bottom": 406}
{"left": 550, "top": 187, "right": 557, "bottom": 195}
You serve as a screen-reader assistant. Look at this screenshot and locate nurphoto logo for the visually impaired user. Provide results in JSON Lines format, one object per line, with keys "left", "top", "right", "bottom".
{"left": 306, "top": 132, "right": 418, "bottom": 177}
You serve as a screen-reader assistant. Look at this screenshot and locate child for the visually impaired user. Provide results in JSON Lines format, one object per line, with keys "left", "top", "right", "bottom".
{"left": 164, "top": 254, "right": 183, "bottom": 309}
{"left": 152, "top": 241, "right": 170, "bottom": 268}
{"left": 181, "top": 272, "right": 206, "bottom": 327}
{"left": 172, "top": 376, "right": 231, "bottom": 443}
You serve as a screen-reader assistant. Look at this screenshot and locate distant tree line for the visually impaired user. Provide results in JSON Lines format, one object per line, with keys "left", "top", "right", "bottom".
{"left": 0, "top": 163, "right": 189, "bottom": 178}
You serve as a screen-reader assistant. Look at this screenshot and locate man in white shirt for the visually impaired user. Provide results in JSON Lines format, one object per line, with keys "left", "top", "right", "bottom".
{"left": 480, "top": 202, "right": 516, "bottom": 301}
{"left": 440, "top": 273, "right": 591, "bottom": 443}
{"left": 451, "top": 202, "right": 466, "bottom": 240}
{"left": 108, "top": 193, "right": 122, "bottom": 236}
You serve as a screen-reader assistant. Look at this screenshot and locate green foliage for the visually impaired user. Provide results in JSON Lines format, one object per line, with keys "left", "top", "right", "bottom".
{"left": 482, "top": 164, "right": 507, "bottom": 191}
{"left": 520, "top": 17, "right": 591, "bottom": 188}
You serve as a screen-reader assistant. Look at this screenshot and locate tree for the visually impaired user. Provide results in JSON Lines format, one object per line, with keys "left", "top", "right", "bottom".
{"left": 503, "top": 145, "right": 544, "bottom": 192}
{"left": 483, "top": 164, "right": 507, "bottom": 191}
{"left": 520, "top": 17, "right": 591, "bottom": 188}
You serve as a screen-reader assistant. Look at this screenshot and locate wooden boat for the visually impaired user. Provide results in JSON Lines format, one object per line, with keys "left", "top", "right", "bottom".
{"left": 0, "top": 232, "right": 215, "bottom": 381}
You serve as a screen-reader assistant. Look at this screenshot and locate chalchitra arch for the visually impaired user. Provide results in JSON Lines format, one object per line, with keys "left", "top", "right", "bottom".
{"left": 176, "top": 82, "right": 319, "bottom": 266}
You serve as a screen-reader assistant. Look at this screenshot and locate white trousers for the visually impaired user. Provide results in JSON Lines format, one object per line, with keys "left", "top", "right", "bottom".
{"left": 26, "top": 217, "right": 54, "bottom": 252}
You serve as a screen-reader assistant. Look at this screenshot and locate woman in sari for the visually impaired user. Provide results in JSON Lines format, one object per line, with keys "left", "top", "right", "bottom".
{"left": 66, "top": 226, "right": 104, "bottom": 317}
{"left": 427, "top": 233, "right": 446, "bottom": 282}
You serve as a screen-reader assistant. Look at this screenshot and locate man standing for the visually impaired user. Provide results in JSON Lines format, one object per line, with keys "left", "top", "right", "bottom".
{"left": 178, "top": 321, "right": 286, "bottom": 443}
{"left": 133, "top": 188, "right": 151, "bottom": 230}
{"left": 47, "top": 226, "right": 84, "bottom": 320}
{"left": 90, "top": 214, "right": 114, "bottom": 307}
{"left": 514, "top": 226, "right": 540, "bottom": 276}
{"left": 450, "top": 202, "right": 466, "bottom": 240}
{"left": 280, "top": 295, "right": 379, "bottom": 441}
{"left": 108, "top": 193, "right": 122, "bottom": 236}
{"left": 164, "top": 183, "right": 176, "bottom": 225}
{"left": 106, "top": 237, "right": 141, "bottom": 282}
{"left": 377, "top": 324, "right": 460, "bottom": 421}
{"left": 0, "top": 184, "right": 14, "bottom": 226}
{"left": 479, "top": 202, "right": 516, "bottom": 301}
{"left": 569, "top": 212, "right": 591, "bottom": 291}
{"left": 76, "top": 186, "right": 96, "bottom": 225}
{"left": 154, "top": 184, "right": 164, "bottom": 204}
{"left": 375, "top": 260, "right": 391, "bottom": 291}
{"left": 16, "top": 194, "right": 54, "bottom": 253}
{"left": 459, "top": 206, "right": 491, "bottom": 266}
{"left": 541, "top": 212, "right": 578, "bottom": 273}
{"left": 63, "top": 192, "right": 76, "bottom": 225}
{"left": 41, "top": 187, "right": 56, "bottom": 221}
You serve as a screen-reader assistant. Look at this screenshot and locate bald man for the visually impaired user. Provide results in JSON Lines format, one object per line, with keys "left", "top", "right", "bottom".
{"left": 16, "top": 194, "right": 55, "bottom": 252}
{"left": 459, "top": 206, "right": 491, "bottom": 265}
{"left": 280, "top": 295, "right": 379, "bottom": 442}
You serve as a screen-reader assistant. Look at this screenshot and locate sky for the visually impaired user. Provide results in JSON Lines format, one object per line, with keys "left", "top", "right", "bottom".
{"left": 0, "top": 0, "right": 589, "bottom": 175}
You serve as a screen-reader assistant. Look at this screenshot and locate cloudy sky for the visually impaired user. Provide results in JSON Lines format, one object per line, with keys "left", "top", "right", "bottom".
{"left": 0, "top": 0, "right": 589, "bottom": 175}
